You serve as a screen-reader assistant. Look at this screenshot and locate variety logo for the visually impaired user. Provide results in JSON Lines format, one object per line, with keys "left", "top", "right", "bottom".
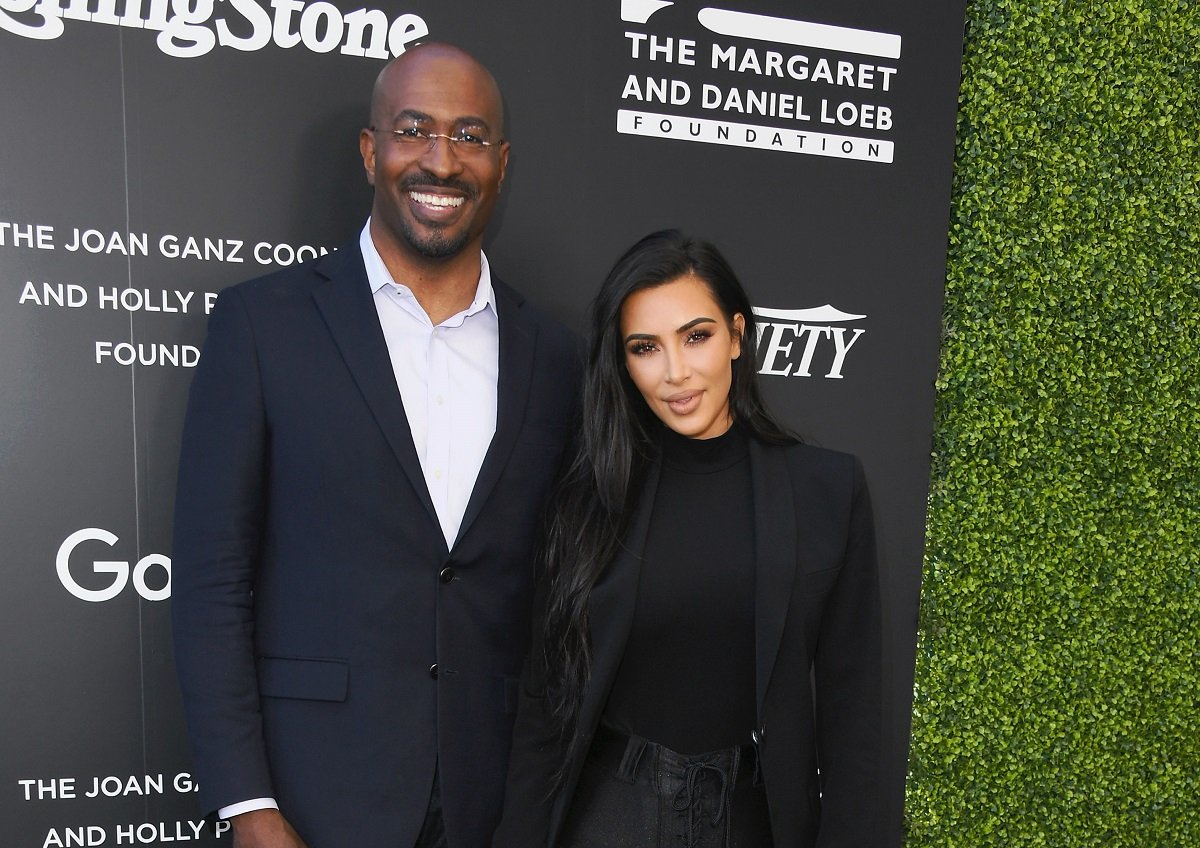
{"left": 56, "top": 528, "right": 171, "bottom": 602}
{"left": 0, "top": 0, "right": 428, "bottom": 59}
{"left": 752, "top": 304, "right": 866, "bottom": 379}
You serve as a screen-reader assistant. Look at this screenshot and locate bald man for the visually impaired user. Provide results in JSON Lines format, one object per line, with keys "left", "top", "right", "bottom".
{"left": 172, "top": 44, "right": 581, "bottom": 848}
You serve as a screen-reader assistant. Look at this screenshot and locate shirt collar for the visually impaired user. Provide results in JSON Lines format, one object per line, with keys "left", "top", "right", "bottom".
{"left": 358, "top": 219, "right": 496, "bottom": 320}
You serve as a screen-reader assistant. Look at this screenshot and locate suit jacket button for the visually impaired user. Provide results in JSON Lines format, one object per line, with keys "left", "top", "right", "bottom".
{"left": 752, "top": 726, "right": 765, "bottom": 745}
{"left": 429, "top": 663, "right": 439, "bottom": 679}
{"left": 439, "top": 567, "right": 455, "bottom": 583}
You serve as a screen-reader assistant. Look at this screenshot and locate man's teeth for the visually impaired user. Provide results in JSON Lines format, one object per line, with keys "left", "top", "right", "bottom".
{"left": 410, "top": 191, "right": 464, "bottom": 208}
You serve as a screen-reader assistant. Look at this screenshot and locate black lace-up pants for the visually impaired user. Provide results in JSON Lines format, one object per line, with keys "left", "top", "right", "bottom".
{"left": 559, "top": 726, "right": 773, "bottom": 848}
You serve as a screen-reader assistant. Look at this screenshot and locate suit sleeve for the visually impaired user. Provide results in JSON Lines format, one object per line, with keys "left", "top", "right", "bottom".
{"left": 814, "top": 457, "right": 884, "bottom": 847}
{"left": 171, "top": 287, "right": 275, "bottom": 816}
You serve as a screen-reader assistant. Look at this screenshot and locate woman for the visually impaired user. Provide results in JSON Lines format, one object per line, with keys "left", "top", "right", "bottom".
{"left": 495, "top": 230, "right": 882, "bottom": 847}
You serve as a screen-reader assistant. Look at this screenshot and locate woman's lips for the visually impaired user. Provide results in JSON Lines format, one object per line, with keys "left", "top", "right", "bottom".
{"left": 664, "top": 390, "right": 701, "bottom": 414}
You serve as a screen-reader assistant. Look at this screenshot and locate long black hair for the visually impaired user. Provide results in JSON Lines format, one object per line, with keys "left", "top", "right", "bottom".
{"left": 539, "top": 229, "right": 796, "bottom": 788}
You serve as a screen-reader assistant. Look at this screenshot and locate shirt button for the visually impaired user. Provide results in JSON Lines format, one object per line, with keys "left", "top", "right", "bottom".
{"left": 439, "top": 567, "right": 456, "bottom": 583}
{"left": 429, "top": 663, "right": 439, "bottom": 679}
{"left": 434, "top": 470, "right": 443, "bottom": 480}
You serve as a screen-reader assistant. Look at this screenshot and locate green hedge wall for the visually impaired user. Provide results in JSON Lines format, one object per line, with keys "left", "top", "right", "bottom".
{"left": 907, "top": 0, "right": 1199, "bottom": 845}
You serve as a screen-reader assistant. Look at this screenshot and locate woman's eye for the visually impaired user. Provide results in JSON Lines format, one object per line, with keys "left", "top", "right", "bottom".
{"left": 628, "top": 342, "right": 656, "bottom": 356}
{"left": 685, "top": 330, "right": 712, "bottom": 344}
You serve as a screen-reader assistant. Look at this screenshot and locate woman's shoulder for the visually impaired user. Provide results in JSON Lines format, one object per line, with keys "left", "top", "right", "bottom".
{"left": 755, "top": 436, "right": 860, "bottom": 469}
{"left": 751, "top": 437, "right": 865, "bottom": 497}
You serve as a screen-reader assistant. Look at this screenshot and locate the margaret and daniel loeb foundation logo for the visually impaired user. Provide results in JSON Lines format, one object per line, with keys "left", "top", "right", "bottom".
{"left": 616, "top": 0, "right": 902, "bottom": 163}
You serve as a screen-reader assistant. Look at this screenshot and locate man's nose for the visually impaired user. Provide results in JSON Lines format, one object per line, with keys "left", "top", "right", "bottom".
{"left": 418, "top": 135, "right": 465, "bottom": 177}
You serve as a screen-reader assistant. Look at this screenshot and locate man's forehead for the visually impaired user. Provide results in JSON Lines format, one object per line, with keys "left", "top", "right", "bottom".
{"left": 387, "top": 107, "right": 489, "bottom": 127}
{"left": 376, "top": 59, "right": 502, "bottom": 127}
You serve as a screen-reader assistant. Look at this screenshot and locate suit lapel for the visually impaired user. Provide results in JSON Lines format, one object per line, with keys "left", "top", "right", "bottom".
{"left": 751, "top": 439, "right": 798, "bottom": 718}
{"left": 454, "top": 278, "right": 537, "bottom": 546}
{"left": 310, "top": 246, "right": 443, "bottom": 543}
{"left": 558, "top": 459, "right": 661, "bottom": 808}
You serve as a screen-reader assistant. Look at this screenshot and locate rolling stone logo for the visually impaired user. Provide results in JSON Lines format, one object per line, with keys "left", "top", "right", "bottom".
{"left": 0, "top": 0, "right": 428, "bottom": 59}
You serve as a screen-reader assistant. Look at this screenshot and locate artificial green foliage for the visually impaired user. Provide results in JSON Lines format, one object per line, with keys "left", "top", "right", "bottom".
{"left": 908, "top": 0, "right": 1199, "bottom": 845}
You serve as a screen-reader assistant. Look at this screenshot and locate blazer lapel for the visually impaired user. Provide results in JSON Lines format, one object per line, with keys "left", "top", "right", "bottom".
{"left": 751, "top": 439, "right": 798, "bottom": 718}
{"left": 310, "top": 246, "right": 443, "bottom": 541}
{"left": 555, "top": 459, "right": 661, "bottom": 820}
{"left": 455, "top": 278, "right": 536, "bottom": 545}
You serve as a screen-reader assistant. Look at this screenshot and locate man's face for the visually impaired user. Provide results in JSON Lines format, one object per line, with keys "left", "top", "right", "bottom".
{"left": 361, "top": 49, "right": 509, "bottom": 263}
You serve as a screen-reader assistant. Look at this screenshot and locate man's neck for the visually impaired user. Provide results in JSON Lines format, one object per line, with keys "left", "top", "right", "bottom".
{"left": 370, "top": 227, "right": 483, "bottom": 326}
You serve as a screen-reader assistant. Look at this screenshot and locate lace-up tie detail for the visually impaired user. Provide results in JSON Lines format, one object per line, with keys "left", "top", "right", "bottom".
{"left": 671, "top": 750, "right": 739, "bottom": 847}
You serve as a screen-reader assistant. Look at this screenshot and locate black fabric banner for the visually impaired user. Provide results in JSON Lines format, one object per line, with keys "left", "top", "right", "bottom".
{"left": 1, "top": 1, "right": 966, "bottom": 844}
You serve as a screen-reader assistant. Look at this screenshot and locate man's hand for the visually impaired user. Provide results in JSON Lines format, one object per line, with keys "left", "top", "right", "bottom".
{"left": 230, "top": 809, "right": 308, "bottom": 848}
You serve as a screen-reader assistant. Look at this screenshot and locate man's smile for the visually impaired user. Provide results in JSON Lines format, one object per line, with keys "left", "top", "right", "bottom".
{"left": 409, "top": 191, "right": 465, "bottom": 208}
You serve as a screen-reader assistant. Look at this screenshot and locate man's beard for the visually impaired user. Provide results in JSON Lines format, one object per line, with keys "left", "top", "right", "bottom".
{"left": 399, "top": 217, "right": 472, "bottom": 259}
{"left": 398, "top": 173, "right": 478, "bottom": 259}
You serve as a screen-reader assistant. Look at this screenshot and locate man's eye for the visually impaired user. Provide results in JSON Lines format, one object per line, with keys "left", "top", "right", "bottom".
{"left": 398, "top": 127, "right": 426, "bottom": 139}
{"left": 455, "top": 131, "right": 487, "bottom": 147}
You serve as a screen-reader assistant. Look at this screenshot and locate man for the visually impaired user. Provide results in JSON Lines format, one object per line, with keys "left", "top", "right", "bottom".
{"left": 171, "top": 43, "right": 580, "bottom": 848}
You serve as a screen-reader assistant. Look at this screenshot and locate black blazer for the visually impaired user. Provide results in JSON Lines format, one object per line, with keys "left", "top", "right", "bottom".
{"left": 494, "top": 438, "right": 883, "bottom": 847}
{"left": 171, "top": 242, "right": 581, "bottom": 848}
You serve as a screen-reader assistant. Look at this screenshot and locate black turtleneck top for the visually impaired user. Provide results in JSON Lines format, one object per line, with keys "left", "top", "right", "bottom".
{"left": 602, "top": 424, "right": 757, "bottom": 755}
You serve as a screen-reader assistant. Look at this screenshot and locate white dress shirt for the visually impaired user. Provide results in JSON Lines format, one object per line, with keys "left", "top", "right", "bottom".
{"left": 360, "top": 221, "right": 499, "bottom": 548}
{"left": 217, "top": 222, "right": 500, "bottom": 821}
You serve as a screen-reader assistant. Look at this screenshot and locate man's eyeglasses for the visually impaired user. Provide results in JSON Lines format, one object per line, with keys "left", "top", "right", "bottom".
{"left": 371, "top": 126, "right": 502, "bottom": 156}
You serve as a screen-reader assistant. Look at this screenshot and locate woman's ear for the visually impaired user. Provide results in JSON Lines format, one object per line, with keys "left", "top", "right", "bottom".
{"left": 731, "top": 313, "right": 746, "bottom": 360}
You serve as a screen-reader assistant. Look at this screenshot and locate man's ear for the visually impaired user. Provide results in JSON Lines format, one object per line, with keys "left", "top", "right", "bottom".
{"left": 496, "top": 140, "right": 510, "bottom": 190}
{"left": 360, "top": 128, "right": 377, "bottom": 186}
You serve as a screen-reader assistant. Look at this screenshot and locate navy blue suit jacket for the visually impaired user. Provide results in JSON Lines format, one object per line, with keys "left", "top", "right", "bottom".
{"left": 172, "top": 242, "right": 581, "bottom": 848}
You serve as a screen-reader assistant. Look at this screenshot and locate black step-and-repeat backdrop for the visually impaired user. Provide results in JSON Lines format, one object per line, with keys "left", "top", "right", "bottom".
{"left": 1, "top": 1, "right": 966, "bottom": 844}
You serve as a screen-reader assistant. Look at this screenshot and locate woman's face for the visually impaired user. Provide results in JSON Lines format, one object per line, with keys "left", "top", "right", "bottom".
{"left": 619, "top": 274, "right": 744, "bottom": 440}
